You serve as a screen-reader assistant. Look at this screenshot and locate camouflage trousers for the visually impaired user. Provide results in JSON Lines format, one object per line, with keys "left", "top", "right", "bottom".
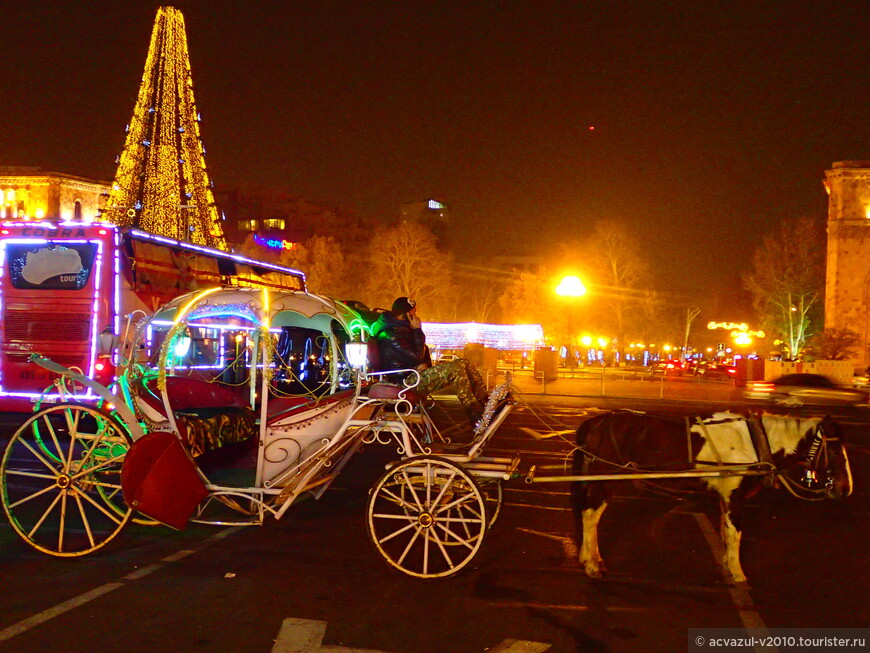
{"left": 417, "top": 359, "right": 489, "bottom": 422}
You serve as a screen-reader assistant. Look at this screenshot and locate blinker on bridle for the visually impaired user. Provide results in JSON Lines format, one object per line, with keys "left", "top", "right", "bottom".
{"left": 802, "top": 423, "right": 838, "bottom": 492}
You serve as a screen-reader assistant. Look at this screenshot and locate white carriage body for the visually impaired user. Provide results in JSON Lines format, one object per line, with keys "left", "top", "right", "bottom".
{"left": 3, "top": 284, "right": 519, "bottom": 579}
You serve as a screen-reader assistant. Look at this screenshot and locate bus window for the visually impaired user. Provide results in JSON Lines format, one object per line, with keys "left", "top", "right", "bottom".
{"left": 5, "top": 243, "right": 97, "bottom": 290}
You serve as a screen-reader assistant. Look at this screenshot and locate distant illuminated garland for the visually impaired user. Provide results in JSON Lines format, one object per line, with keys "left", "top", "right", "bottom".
{"left": 103, "top": 6, "right": 226, "bottom": 250}
{"left": 421, "top": 322, "right": 544, "bottom": 351}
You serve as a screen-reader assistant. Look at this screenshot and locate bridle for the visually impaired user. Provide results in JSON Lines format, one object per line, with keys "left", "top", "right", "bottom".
{"left": 779, "top": 421, "right": 848, "bottom": 501}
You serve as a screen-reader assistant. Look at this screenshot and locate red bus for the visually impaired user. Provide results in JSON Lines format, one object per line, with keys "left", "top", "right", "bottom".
{"left": 0, "top": 221, "right": 306, "bottom": 411}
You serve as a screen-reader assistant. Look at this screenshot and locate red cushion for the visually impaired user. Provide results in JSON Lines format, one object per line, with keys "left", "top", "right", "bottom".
{"left": 121, "top": 431, "right": 209, "bottom": 530}
{"left": 140, "top": 377, "right": 249, "bottom": 415}
{"left": 367, "top": 383, "right": 419, "bottom": 404}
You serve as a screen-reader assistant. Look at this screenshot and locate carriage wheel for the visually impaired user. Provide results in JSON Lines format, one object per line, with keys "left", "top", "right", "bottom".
{"left": 1, "top": 403, "right": 134, "bottom": 556}
{"left": 367, "top": 456, "right": 487, "bottom": 578}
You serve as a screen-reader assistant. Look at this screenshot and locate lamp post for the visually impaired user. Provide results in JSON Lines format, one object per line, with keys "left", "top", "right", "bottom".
{"left": 555, "top": 275, "right": 587, "bottom": 370}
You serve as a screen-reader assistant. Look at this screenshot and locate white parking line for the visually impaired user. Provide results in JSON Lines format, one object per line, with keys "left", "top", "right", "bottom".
{"left": 270, "top": 617, "right": 552, "bottom": 653}
{"left": 0, "top": 526, "right": 243, "bottom": 644}
{"left": 692, "top": 513, "right": 775, "bottom": 653}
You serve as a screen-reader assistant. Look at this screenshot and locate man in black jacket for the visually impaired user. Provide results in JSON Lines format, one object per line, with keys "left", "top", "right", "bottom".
{"left": 371, "top": 297, "right": 489, "bottom": 424}
{"left": 370, "top": 297, "right": 429, "bottom": 371}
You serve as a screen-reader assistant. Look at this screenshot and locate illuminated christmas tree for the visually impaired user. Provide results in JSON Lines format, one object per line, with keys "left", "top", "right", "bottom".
{"left": 103, "top": 6, "right": 226, "bottom": 250}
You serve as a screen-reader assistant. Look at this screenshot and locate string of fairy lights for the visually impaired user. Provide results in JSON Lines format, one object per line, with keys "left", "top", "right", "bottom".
{"left": 102, "top": 6, "right": 226, "bottom": 250}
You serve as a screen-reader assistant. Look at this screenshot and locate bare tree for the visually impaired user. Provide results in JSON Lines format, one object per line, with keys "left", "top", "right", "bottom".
{"left": 573, "top": 221, "right": 651, "bottom": 358}
{"left": 292, "top": 235, "right": 347, "bottom": 298}
{"left": 499, "top": 269, "right": 554, "bottom": 325}
{"left": 363, "top": 220, "right": 454, "bottom": 318}
{"left": 744, "top": 217, "right": 825, "bottom": 359}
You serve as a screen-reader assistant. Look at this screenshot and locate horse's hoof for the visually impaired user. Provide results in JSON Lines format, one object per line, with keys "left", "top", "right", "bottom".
{"left": 583, "top": 565, "right": 604, "bottom": 579}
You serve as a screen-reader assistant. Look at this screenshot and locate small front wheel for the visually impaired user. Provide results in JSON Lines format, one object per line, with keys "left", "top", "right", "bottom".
{"left": 367, "top": 456, "right": 487, "bottom": 578}
{"left": 1, "top": 403, "right": 134, "bottom": 556}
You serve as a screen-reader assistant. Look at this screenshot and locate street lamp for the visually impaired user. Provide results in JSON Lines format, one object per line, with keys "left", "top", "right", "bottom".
{"left": 555, "top": 275, "right": 587, "bottom": 297}
{"left": 555, "top": 275, "right": 587, "bottom": 370}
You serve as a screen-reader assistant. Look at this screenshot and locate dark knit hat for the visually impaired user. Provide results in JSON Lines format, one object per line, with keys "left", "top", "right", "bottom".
{"left": 391, "top": 297, "right": 416, "bottom": 313}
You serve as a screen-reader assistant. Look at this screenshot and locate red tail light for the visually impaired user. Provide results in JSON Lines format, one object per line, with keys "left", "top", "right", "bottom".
{"left": 727, "top": 368, "right": 736, "bottom": 375}
{"left": 751, "top": 382, "right": 774, "bottom": 392}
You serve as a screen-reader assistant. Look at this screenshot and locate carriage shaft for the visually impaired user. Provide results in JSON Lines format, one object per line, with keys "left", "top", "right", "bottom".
{"left": 525, "top": 467, "right": 771, "bottom": 483}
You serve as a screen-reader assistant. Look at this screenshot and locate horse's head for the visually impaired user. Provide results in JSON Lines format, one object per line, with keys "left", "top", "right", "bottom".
{"left": 805, "top": 416, "right": 853, "bottom": 499}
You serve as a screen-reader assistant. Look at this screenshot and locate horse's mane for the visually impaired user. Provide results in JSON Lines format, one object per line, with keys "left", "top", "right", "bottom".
{"left": 759, "top": 412, "right": 822, "bottom": 456}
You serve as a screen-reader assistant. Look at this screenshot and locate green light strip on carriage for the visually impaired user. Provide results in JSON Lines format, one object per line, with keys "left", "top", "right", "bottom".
{"left": 348, "top": 318, "right": 371, "bottom": 338}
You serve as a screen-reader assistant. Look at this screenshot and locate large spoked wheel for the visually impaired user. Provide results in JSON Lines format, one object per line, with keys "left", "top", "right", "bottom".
{"left": 367, "top": 456, "right": 487, "bottom": 578}
{"left": 1, "top": 403, "right": 135, "bottom": 556}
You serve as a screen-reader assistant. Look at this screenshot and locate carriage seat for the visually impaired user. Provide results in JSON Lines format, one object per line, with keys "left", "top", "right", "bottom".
{"left": 266, "top": 388, "right": 357, "bottom": 425}
{"left": 366, "top": 382, "right": 421, "bottom": 404}
{"left": 138, "top": 376, "right": 249, "bottom": 414}
{"left": 135, "top": 376, "right": 256, "bottom": 459}
{"left": 364, "top": 338, "right": 422, "bottom": 405}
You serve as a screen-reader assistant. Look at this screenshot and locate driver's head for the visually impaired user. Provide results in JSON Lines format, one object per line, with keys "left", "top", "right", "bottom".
{"left": 391, "top": 297, "right": 416, "bottom": 317}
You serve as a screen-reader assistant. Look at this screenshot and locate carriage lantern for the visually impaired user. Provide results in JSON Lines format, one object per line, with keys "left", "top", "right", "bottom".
{"left": 99, "top": 326, "right": 117, "bottom": 356}
{"left": 345, "top": 339, "right": 368, "bottom": 368}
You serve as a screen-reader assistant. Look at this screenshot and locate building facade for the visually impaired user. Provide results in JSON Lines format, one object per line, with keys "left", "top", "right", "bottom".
{"left": 400, "top": 198, "right": 450, "bottom": 248}
{"left": 213, "top": 185, "right": 371, "bottom": 258}
{"left": 824, "top": 160, "right": 870, "bottom": 372}
{"left": 0, "top": 167, "right": 109, "bottom": 222}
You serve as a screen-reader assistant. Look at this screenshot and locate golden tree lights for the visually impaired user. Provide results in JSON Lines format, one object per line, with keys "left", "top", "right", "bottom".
{"left": 103, "top": 6, "right": 226, "bottom": 250}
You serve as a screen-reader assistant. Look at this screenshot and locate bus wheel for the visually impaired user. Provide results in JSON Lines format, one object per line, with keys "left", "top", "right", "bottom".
{"left": 1, "top": 403, "right": 134, "bottom": 556}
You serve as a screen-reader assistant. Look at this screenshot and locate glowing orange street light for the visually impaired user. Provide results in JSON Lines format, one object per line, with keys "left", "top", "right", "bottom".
{"left": 555, "top": 275, "right": 587, "bottom": 297}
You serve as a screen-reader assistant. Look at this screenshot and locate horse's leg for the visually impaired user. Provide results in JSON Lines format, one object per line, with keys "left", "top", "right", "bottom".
{"left": 717, "top": 483, "right": 747, "bottom": 584}
{"left": 572, "top": 481, "right": 608, "bottom": 578}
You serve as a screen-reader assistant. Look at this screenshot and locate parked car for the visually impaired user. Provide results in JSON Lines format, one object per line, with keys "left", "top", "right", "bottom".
{"left": 743, "top": 373, "right": 870, "bottom": 407}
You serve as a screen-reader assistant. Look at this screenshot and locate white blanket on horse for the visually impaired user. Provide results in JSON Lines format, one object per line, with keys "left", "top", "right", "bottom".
{"left": 692, "top": 411, "right": 819, "bottom": 466}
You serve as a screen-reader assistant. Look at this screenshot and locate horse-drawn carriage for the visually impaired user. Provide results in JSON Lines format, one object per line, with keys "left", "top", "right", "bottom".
{"left": 0, "top": 287, "right": 516, "bottom": 578}
{"left": 0, "top": 286, "right": 854, "bottom": 584}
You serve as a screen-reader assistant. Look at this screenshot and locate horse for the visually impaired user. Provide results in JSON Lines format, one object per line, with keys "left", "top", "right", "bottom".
{"left": 571, "top": 410, "right": 853, "bottom": 584}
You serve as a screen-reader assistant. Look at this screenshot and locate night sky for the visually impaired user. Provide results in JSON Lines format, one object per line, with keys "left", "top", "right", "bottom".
{"left": 3, "top": 1, "right": 868, "bottom": 294}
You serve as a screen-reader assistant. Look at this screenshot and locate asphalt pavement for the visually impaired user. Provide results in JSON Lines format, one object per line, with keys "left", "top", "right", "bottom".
{"left": 0, "top": 384, "right": 867, "bottom": 652}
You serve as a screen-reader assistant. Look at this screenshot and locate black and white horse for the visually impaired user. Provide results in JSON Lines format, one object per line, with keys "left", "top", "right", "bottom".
{"left": 571, "top": 410, "right": 853, "bottom": 584}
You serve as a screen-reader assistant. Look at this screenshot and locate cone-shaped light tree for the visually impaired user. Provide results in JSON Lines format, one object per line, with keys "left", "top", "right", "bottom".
{"left": 103, "top": 6, "right": 226, "bottom": 250}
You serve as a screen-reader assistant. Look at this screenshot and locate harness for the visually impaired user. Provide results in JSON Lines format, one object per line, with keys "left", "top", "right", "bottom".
{"left": 779, "top": 422, "right": 842, "bottom": 500}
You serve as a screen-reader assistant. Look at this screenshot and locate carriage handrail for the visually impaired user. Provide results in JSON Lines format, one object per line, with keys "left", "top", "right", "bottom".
{"left": 364, "top": 368, "right": 422, "bottom": 388}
